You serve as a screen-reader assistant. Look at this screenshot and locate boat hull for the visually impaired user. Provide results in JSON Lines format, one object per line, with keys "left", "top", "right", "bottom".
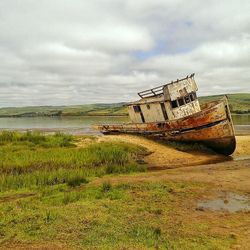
{"left": 94, "top": 97, "right": 236, "bottom": 155}
{"left": 160, "top": 119, "right": 236, "bottom": 155}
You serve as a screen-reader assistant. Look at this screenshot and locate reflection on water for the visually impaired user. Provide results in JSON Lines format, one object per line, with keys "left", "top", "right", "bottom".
{"left": 0, "top": 114, "right": 249, "bottom": 134}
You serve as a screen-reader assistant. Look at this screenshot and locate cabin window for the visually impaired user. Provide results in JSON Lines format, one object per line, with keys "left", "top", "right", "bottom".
{"left": 133, "top": 105, "right": 141, "bottom": 113}
{"left": 190, "top": 92, "right": 197, "bottom": 101}
{"left": 190, "top": 93, "right": 194, "bottom": 101}
{"left": 171, "top": 100, "right": 178, "bottom": 108}
{"left": 146, "top": 104, "right": 150, "bottom": 109}
{"left": 178, "top": 98, "right": 184, "bottom": 106}
{"left": 185, "top": 95, "right": 191, "bottom": 104}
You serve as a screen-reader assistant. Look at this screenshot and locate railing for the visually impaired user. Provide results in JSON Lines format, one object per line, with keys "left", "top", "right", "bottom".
{"left": 137, "top": 73, "right": 195, "bottom": 98}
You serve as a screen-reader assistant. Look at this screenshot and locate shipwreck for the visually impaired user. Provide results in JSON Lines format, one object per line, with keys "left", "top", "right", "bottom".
{"left": 95, "top": 73, "right": 236, "bottom": 155}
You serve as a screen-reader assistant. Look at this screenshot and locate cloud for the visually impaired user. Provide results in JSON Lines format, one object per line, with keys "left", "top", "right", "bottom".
{"left": 0, "top": 0, "right": 249, "bottom": 107}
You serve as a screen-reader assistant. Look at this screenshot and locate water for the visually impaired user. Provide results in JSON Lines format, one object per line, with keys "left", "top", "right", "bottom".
{"left": 0, "top": 114, "right": 249, "bottom": 134}
{"left": 0, "top": 116, "right": 129, "bottom": 134}
{"left": 232, "top": 114, "right": 250, "bottom": 135}
{"left": 197, "top": 193, "right": 250, "bottom": 213}
{"left": 232, "top": 114, "right": 250, "bottom": 125}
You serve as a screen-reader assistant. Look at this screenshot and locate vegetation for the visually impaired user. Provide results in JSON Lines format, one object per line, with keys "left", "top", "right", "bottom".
{"left": 0, "top": 131, "right": 147, "bottom": 192}
{"left": 199, "top": 93, "right": 250, "bottom": 114}
{"left": 0, "top": 131, "right": 242, "bottom": 249}
{"left": 0, "top": 179, "right": 237, "bottom": 249}
{"left": 0, "top": 103, "right": 128, "bottom": 117}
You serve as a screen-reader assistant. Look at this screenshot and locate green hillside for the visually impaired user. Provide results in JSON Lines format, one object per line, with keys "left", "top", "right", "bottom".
{"left": 0, "top": 103, "right": 128, "bottom": 117}
{"left": 199, "top": 93, "right": 250, "bottom": 114}
{"left": 0, "top": 93, "right": 249, "bottom": 117}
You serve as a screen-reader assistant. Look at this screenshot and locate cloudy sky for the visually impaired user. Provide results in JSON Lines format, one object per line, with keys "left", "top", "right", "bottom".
{"left": 0, "top": 0, "right": 249, "bottom": 107}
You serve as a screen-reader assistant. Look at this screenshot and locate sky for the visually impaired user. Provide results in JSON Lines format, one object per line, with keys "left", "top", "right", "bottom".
{"left": 0, "top": 0, "right": 250, "bottom": 107}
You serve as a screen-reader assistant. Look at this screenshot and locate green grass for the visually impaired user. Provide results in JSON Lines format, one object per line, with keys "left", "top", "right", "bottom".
{"left": 0, "top": 131, "right": 241, "bottom": 249}
{"left": 0, "top": 130, "right": 74, "bottom": 147}
{"left": 0, "top": 103, "right": 128, "bottom": 117}
{"left": 0, "top": 131, "right": 147, "bottom": 192}
{"left": 199, "top": 93, "right": 250, "bottom": 114}
{"left": 0, "top": 181, "right": 236, "bottom": 249}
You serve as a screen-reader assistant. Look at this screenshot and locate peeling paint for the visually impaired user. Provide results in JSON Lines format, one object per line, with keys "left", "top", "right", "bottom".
{"left": 164, "top": 77, "right": 198, "bottom": 101}
{"left": 128, "top": 75, "right": 200, "bottom": 123}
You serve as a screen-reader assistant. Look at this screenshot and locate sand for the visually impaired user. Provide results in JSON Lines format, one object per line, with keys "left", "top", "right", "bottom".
{"left": 98, "top": 135, "right": 250, "bottom": 169}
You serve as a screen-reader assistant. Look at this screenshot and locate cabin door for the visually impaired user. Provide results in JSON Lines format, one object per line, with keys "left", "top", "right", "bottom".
{"left": 160, "top": 103, "right": 168, "bottom": 120}
{"left": 139, "top": 107, "right": 145, "bottom": 123}
{"left": 133, "top": 105, "right": 145, "bottom": 123}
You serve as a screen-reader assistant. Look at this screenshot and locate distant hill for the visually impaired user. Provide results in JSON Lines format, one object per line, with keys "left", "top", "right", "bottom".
{"left": 199, "top": 93, "right": 250, "bottom": 114}
{"left": 0, "top": 93, "right": 249, "bottom": 117}
{"left": 0, "top": 103, "right": 128, "bottom": 117}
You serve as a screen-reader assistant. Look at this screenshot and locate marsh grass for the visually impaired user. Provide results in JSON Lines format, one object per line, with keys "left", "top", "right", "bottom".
{"left": 0, "top": 131, "right": 147, "bottom": 191}
{"left": 101, "top": 181, "right": 112, "bottom": 192}
{"left": 0, "top": 130, "right": 74, "bottom": 147}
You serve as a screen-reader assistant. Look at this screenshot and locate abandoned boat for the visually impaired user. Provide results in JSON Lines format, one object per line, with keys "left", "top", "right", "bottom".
{"left": 95, "top": 73, "right": 236, "bottom": 155}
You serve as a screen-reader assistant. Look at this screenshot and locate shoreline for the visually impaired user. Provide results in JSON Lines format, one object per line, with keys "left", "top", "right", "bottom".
{"left": 0, "top": 113, "right": 249, "bottom": 118}
{"left": 0, "top": 114, "right": 129, "bottom": 118}
{"left": 1, "top": 125, "right": 250, "bottom": 135}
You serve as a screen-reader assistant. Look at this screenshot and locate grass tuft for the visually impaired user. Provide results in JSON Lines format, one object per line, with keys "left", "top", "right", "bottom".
{"left": 67, "top": 176, "right": 88, "bottom": 187}
{"left": 101, "top": 181, "right": 112, "bottom": 192}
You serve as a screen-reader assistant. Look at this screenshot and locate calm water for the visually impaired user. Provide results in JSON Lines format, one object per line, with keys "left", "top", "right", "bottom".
{"left": 232, "top": 114, "right": 250, "bottom": 125}
{"left": 0, "top": 116, "right": 129, "bottom": 134}
{"left": 231, "top": 115, "right": 250, "bottom": 135}
{"left": 0, "top": 114, "right": 249, "bottom": 134}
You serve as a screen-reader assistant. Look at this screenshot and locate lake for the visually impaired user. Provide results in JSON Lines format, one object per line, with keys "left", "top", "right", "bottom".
{"left": 0, "top": 115, "right": 249, "bottom": 135}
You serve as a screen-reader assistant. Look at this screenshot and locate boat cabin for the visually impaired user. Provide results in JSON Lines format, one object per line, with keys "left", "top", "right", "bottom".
{"left": 127, "top": 73, "right": 201, "bottom": 123}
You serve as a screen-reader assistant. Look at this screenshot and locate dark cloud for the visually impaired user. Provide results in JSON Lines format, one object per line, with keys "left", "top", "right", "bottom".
{"left": 0, "top": 0, "right": 249, "bottom": 107}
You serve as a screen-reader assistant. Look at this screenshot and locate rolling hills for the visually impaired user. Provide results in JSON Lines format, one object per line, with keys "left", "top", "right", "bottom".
{"left": 0, "top": 93, "right": 249, "bottom": 117}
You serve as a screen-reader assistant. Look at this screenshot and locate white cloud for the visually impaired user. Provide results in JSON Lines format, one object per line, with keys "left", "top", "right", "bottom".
{"left": 0, "top": 0, "right": 249, "bottom": 107}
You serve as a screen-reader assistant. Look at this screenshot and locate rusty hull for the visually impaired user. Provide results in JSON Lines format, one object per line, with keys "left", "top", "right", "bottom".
{"left": 94, "top": 97, "right": 236, "bottom": 155}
